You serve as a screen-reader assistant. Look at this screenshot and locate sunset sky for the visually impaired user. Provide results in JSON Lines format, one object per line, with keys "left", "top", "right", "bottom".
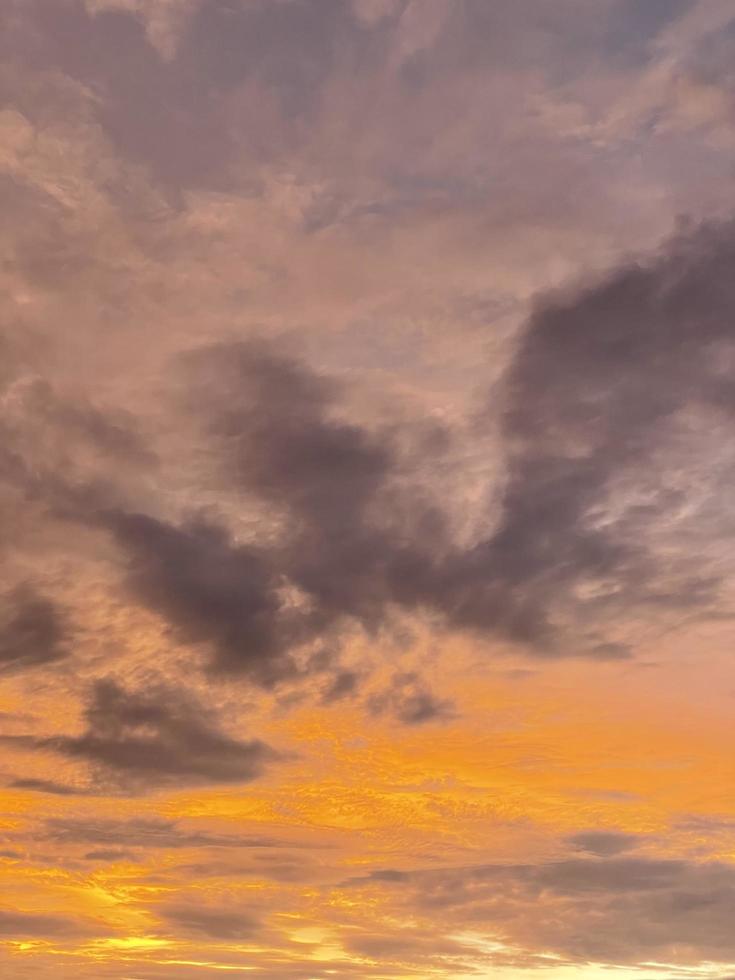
{"left": 3, "top": 1, "right": 735, "bottom": 978}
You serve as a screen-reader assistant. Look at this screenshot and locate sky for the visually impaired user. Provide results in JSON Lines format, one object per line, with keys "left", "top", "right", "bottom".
{"left": 3, "top": 0, "right": 735, "bottom": 977}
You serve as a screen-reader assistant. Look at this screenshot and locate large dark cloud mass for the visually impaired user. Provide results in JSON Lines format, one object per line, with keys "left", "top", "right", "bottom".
{"left": 479, "top": 219, "right": 735, "bottom": 651}
{"left": 79, "top": 340, "right": 450, "bottom": 689}
{"left": 78, "top": 221, "right": 735, "bottom": 682}
{"left": 1, "top": 219, "right": 731, "bottom": 703}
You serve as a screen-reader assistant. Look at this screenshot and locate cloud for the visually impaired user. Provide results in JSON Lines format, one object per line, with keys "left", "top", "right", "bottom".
{"left": 0, "top": 586, "right": 70, "bottom": 673}
{"left": 40, "top": 678, "right": 277, "bottom": 791}
{"left": 186, "top": 339, "right": 408, "bottom": 626}
{"left": 0, "top": 908, "right": 94, "bottom": 938}
{"left": 99, "top": 510, "right": 295, "bottom": 684}
{"left": 158, "top": 902, "right": 260, "bottom": 940}
{"left": 342, "top": 926, "right": 476, "bottom": 971}
{"left": 422, "top": 218, "right": 735, "bottom": 655}
{"left": 3, "top": 2, "right": 735, "bottom": 978}
{"left": 368, "top": 671, "right": 454, "bottom": 724}
{"left": 342, "top": 868, "right": 411, "bottom": 886}
{"left": 185, "top": 224, "right": 735, "bottom": 662}
{"left": 566, "top": 830, "right": 641, "bottom": 857}
{"left": 82, "top": 848, "right": 138, "bottom": 862}
{"left": 88, "top": 219, "right": 735, "bottom": 686}
{"left": 9, "top": 377, "right": 154, "bottom": 467}
{"left": 3, "top": 2, "right": 735, "bottom": 700}
{"left": 9, "top": 778, "right": 88, "bottom": 796}
{"left": 42, "top": 816, "right": 289, "bottom": 850}
{"left": 2, "top": 214, "right": 734, "bottom": 714}
{"left": 173, "top": 852, "right": 321, "bottom": 884}
{"left": 179, "top": 340, "right": 452, "bottom": 647}
{"left": 6, "top": 0, "right": 353, "bottom": 191}
{"left": 88, "top": 340, "right": 448, "bottom": 685}
{"left": 85, "top": 0, "right": 201, "bottom": 61}
{"left": 535, "top": 856, "right": 685, "bottom": 893}
{"left": 343, "top": 854, "right": 735, "bottom": 965}
{"left": 0, "top": 373, "right": 155, "bottom": 501}
{"left": 320, "top": 669, "right": 361, "bottom": 703}
{"left": 351, "top": 0, "right": 402, "bottom": 28}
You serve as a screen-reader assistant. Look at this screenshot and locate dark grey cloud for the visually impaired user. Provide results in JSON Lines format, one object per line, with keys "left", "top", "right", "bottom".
{"left": 43, "top": 816, "right": 290, "bottom": 850}
{"left": 368, "top": 672, "right": 454, "bottom": 725}
{"left": 457, "top": 219, "right": 735, "bottom": 650}
{"left": 190, "top": 221, "right": 735, "bottom": 660}
{"left": 98, "top": 511, "right": 301, "bottom": 685}
{"left": 0, "top": 586, "right": 69, "bottom": 673}
{"left": 4, "top": 0, "right": 734, "bottom": 697}
{"left": 91, "top": 341, "right": 448, "bottom": 684}
{"left": 566, "top": 830, "right": 641, "bottom": 856}
{"left": 159, "top": 903, "right": 259, "bottom": 941}
{"left": 0, "top": 212, "right": 730, "bottom": 716}
{"left": 343, "top": 854, "right": 735, "bottom": 965}
{"left": 535, "top": 856, "right": 685, "bottom": 893}
{"left": 83, "top": 849, "right": 138, "bottom": 863}
{"left": 189, "top": 340, "right": 424, "bottom": 627}
{"left": 170, "top": 854, "right": 319, "bottom": 885}
{"left": 94, "top": 218, "right": 735, "bottom": 686}
{"left": 9, "top": 778, "right": 87, "bottom": 796}
{"left": 285, "top": 221, "right": 735, "bottom": 658}
{"left": 0, "top": 907, "right": 91, "bottom": 938}
{"left": 37, "top": 679, "right": 276, "bottom": 791}
{"left": 342, "top": 868, "right": 411, "bottom": 887}
{"left": 320, "top": 669, "right": 361, "bottom": 703}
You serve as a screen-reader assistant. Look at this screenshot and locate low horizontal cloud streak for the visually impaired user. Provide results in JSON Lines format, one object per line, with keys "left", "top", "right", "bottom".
{"left": 344, "top": 854, "right": 735, "bottom": 964}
